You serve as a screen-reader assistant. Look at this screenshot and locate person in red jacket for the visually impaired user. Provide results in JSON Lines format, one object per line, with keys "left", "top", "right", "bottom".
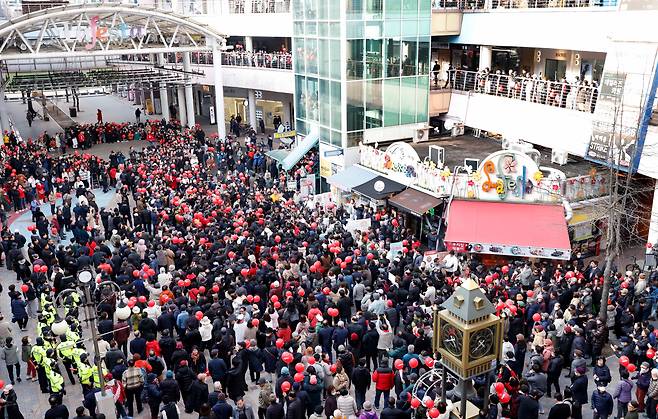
{"left": 371, "top": 357, "right": 395, "bottom": 409}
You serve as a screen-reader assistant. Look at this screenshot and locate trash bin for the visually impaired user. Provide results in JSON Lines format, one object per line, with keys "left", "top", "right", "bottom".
{"left": 69, "top": 107, "right": 77, "bottom": 117}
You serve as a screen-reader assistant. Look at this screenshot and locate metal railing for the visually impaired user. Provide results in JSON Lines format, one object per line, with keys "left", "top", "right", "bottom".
{"left": 227, "top": 0, "right": 290, "bottom": 13}
{"left": 431, "top": 0, "right": 617, "bottom": 10}
{"left": 444, "top": 69, "right": 598, "bottom": 113}
{"left": 0, "top": 0, "right": 215, "bottom": 18}
{"left": 222, "top": 52, "right": 292, "bottom": 70}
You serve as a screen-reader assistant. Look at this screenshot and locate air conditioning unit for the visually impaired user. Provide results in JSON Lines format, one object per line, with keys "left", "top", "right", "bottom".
{"left": 413, "top": 126, "right": 430, "bottom": 143}
{"left": 551, "top": 149, "right": 569, "bottom": 166}
{"left": 509, "top": 140, "right": 534, "bottom": 154}
{"left": 429, "top": 145, "right": 445, "bottom": 169}
{"left": 443, "top": 119, "right": 464, "bottom": 137}
{"left": 464, "top": 158, "right": 480, "bottom": 173}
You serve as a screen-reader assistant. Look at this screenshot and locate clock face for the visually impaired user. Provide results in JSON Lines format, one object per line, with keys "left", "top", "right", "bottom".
{"left": 469, "top": 327, "right": 494, "bottom": 360}
{"left": 441, "top": 323, "right": 464, "bottom": 357}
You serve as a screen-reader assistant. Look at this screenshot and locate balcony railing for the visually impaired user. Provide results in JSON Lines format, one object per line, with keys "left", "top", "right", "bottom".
{"left": 0, "top": 0, "right": 216, "bottom": 18}
{"left": 431, "top": 0, "right": 617, "bottom": 10}
{"left": 222, "top": 52, "right": 292, "bottom": 70}
{"left": 444, "top": 69, "right": 598, "bottom": 113}
{"left": 227, "top": 0, "right": 290, "bottom": 13}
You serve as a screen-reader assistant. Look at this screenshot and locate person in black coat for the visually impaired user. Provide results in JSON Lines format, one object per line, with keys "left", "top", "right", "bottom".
{"left": 380, "top": 396, "right": 406, "bottom": 419}
{"left": 208, "top": 349, "right": 228, "bottom": 388}
{"left": 145, "top": 373, "right": 163, "bottom": 419}
{"left": 175, "top": 360, "right": 195, "bottom": 402}
{"left": 185, "top": 373, "right": 209, "bottom": 414}
{"left": 159, "top": 371, "right": 181, "bottom": 403}
{"left": 285, "top": 392, "right": 304, "bottom": 419}
{"left": 351, "top": 359, "right": 371, "bottom": 410}
{"left": 265, "top": 395, "right": 284, "bottom": 419}
{"left": 517, "top": 389, "right": 540, "bottom": 419}
{"left": 158, "top": 330, "right": 176, "bottom": 369}
{"left": 570, "top": 368, "right": 589, "bottom": 419}
{"left": 362, "top": 324, "right": 380, "bottom": 370}
{"left": 226, "top": 357, "right": 247, "bottom": 401}
{"left": 129, "top": 331, "right": 147, "bottom": 360}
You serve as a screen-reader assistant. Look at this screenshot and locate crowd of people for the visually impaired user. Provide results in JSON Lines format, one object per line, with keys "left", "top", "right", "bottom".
{"left": 0, "top": 118, "right": 653, "bottom": 419}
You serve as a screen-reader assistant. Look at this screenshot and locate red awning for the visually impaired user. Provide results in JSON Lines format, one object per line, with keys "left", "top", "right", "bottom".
{"left": 444, "top": 200, "right": 571, "bottom": 260}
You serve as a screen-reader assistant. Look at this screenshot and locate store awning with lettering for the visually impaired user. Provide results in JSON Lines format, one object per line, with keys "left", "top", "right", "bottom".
{"left": 327, "top": 165, "right": 378, "bottom": 192}
{"left": 388, "top": 188, "right": 442, "bottom": 217}
{"left": 444, "top": 200, "right": 571, "bottom": 260}
{"left": 352, "top": 176, "right": 406, "bottom": 202}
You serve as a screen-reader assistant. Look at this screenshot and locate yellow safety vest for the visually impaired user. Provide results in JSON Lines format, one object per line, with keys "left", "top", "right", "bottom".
{"left": 65, "top": 329, "right": 80, "bottom": 343}
{"left": 31, "top": 345, "right": 47, "bottom": 366}
{"left": 57, "top": 340, "right": 75, "bottom": 359}
{"left": 48, "top": 370, "right": 64, "bottom": 393}
{"left": 72, "top": 348, "right": 86, "bottom": 367}
{"left": 78, "top": 363, "right": 93, "bottom": 385}
{"left": 92, "top": 366, "right": 108, "bottom": 386}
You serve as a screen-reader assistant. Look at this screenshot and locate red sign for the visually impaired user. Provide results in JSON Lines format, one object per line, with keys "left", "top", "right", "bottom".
{"left": 445, "top": 242, "right": 468, "bottom": 252}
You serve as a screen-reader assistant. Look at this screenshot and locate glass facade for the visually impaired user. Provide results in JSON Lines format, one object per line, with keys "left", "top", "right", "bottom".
{"left": 293, "top": 0, "right": 430, "bottom": 148}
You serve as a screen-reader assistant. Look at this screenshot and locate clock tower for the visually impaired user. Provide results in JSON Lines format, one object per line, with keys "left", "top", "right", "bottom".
{"left": 433, "top": 278, "right": 502, "bottom": 418}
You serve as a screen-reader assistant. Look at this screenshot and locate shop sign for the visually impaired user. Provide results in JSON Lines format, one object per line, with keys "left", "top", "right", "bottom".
{"left": 563, "top": 172, "right": 609, "bottom": 201}
{"left": 320, "top": 159, "right": 332, "bottom": 178}
{"left": 359, "top": 144, "right": 565, "bottom": 203}
{"left": 448, "top": 241, "right": 571, "bottom": 260}
{"left": 274, "top": 130, "right": 297, "bottom": 139}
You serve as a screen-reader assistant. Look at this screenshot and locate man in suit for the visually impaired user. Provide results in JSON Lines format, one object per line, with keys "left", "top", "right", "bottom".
{"left": 585, "top": 260, "right": 602, "bottom": 281}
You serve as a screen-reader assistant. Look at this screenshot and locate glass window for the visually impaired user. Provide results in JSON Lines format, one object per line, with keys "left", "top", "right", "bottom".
{"left": 306, "top": 77, "right": 319, "bottom": 121}
{"left": 366, "top": 0, "right": 383, "bottom": 18}
{"left": 385, "top": 39, "right": 401, "bottom": 77}
{"left": 319, "top": 79, "right": 330, "bottom": 127}
{"left": 419, "top": 0, "right": 430, "bottom": 15}
{"left": 294, "top": 38, "right": 305, "bottom": 73}
{"left": 319, "top": 22, "right": 329, "bottom": 37}
{"left": 305, "top": 0, "right": 318, "bottom": 19}
{"left": 330, "top": 40, "right": 341, "bottom": 80}
{"left": 294, "top": 22, "right": 304, "bottom": 35}
{"left": 347, "top": 0, "right": 363, "bottom": 20}
{"left": 330, "top": 23, "right": 341, "bottom": 38}
{"left": 417, "top": 39, "right": 430, "bottom": 75}
{"left": 328, "top": 0, "right": 340, "bottom": 19}
{"left": 319, "top": 126, "right": 331, "bottom": 145}
{"left": 347, "top": 21, "right": 364, "bottom": 39}
{"left": 418, "top": 18, "right": 431, "bottom": 37}
{"left": 385, "top": 0, "right": 401, "bottom": 19}
{"left": 347, "top": 40, "right": 364, "bottom": 80}
{"left": 330, "top": 81, "right": 341, "bottom": 131}
{"left": 347, "top": 131, "right": 364, "bottom": 148}
{"left": 383, "top": 78, "right": 400, "bottom": 126}
{"left": 401, "top": 19, "right": 418, "bottom": 37}
{"left": 296, "top": 119, "right": 307, "bottom": 136}
{"left": 296, "top": 76, "right": 306, "bottom": 120}
{"left": 306, "top": 38, "right": 318, "bottom": 75}
{"left": 402, "top": 0, "right": 418, "bottom": 18}
{"left": 318, "top": 39, "right": 330, "bottom": 78}
{"left": 416, "top": 76, "right": 428, "bottom": 123}
{"left": 330, "top": 130, "right": 342, "bottom": 147}
{"left": 365, "top": 39, "right": 383, "bottom": 79}
{"left": 400, "top": 77, "right": 416, "bottom": 124}
{"left": 401, "top": 39, "right": 417, "bottom": 76}
{"left": 347, "top": 80, "right": 364, "bottom": 131}
{"left": 365, "top": 79, "right": 383, "bottom": 129}
{"left": 317, "top": 0, "right": 328, "bottom": 19}
{"left": 292, "top": 0, "right": 304, "bottom": 20}
{"left": 365, "top": 21, "right": 383, "bottom": 38}
{"left": 305, "top": 22, "right": 317, "bottom": 36}
{"left": 384, "top": 19, "right": 401, "bottom": 37}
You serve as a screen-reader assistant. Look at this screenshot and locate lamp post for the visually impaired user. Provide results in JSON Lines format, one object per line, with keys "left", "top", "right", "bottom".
{"left": 77, "top": 270, "right": 106, "bottom": 396}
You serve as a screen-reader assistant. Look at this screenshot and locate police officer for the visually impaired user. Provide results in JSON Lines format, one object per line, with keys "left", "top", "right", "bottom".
{"left": 56, "top": 335, "right": 77, "bottom": 384}
{"left": 46, "top": 360, "right": 65, "bottom": 396}
{"left": 76, "top": 353, "right": 94, "bottom": 394}
{"left": 31, "top": 337, "right": 49, "bottom": 393}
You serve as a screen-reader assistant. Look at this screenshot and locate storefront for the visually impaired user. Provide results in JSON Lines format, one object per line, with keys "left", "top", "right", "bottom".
{"left": 351, "top": 176, "right": 406, "bottom": 207}
{"left": 388, "top": 188, "right": 443, "bottom": 242}
{"left": 568, "top": 198, "right": 607, "bottom": 259}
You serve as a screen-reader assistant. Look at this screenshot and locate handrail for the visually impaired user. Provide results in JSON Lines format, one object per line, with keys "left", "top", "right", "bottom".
{"left": 221, "top": 51, "right": 293, "bottom": 70}
{"left": 444, "top": 69, "right": 598, "bottom": 113}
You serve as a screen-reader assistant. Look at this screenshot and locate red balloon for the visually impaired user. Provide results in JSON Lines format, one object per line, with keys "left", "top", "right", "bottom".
{"left": 648, "top": 349, "right": 656, "bottom": 359}
{"left": 307, "top": 357, "right": 316, "bottom": 365}
{"left": 184, "top": 279, "right": 191, "bottom": 287}
{"left": 274, "top": 301, "right": 281, "bottom": 309}
{"left": 178, "top": 279, "right": 185, "bottom": 287}
{"left": 254, "top": 295, "right": 261, "bottom": 303}
{"left": 532, "top": 313, "right": 541, "bottom": 322}
{"left": 280, "top": 381, "right": 291, "bottom": 392}
{"left": 241, "top": 268, "right": 249, "bottom": 277}
{"left": 228, "top": 251, "right": 236, "bottom": 259}
{"left": 281, "top": 352, "right": 293, "bottom": 364}
{"left": 425, "top": 399, "right": 434, "bottom": 409}
{"left": 409, "top": 358, "right": 419, "bottom": 369}
{"left": 499, "top": 392, "right": 511, "bottom": 404}
{"left": 127, "top": 300, "right": 136, "bottom": 308}
{"left": 619, "top": 356, "right": 630, "bottom": 367}
{"left": 424, "top": 357, "right": 435, "bottom": 368}
{"left": 276, "top": 338, "right": 284, "bottom": 349}
{"left": 246, "top": 295, "right": 254, "bottom": 303}
{"left": 294, "top": 372, "right": 304, "bottom": 382}
{"left": 298, "top": 289, "right": 305, "bottom": 297}
{"left": 428, "top": 408, "right": 439, "bottom": 418}
{"left": 275, "top": 235, "right": 281, "bottom": 243}
{"left": 199, "top": 286, "right": 206, "bottom": 294}
{"left": 494, "top": 382, "right": 505, "bottom": 394}
{"left": 148, "top": 300, "right": 155, "bottom": 308}
{"left": 212, "top": 285, "right": 220, "bottom": 293}
{"left": 138, "top": 296, "right": 147, "bottom": 303}
{"left": 295, "top": 363, "right": 305, "bottom": 373}
{"left": 501, "top": 265, "right": 509, "bottom": 274}
{"left": 252, "top": 319, "right": 260, "bottom": 327}
{"left": 245, "top": 340, "right": 251, "bottom": 349}
{"left": 323, "top": 287, "right": 331, "bottom": 295}
{"left": 340, "top": 262, "right": 347, "bottom": 269}
{"left": 20, "top": 284, "right": 28, "bottom": 293}
{"left": 329, "top": 364, "right": 337, "bottom": 373}
{"left": 271, "top": 295, "right": 279, "bottom": 303}
{"left": 367, "top": 253, "right": 375, "bottom": 260}
{"left": 527, "top": 290, "right": 534, "bottom": 298}
{"left": 410, "top": 398, "right": 421, "bottom": 409}
{"left": 394, "top": 359, "right": 404, "bottom": 370}
{"left": 40, "top": 265, "right": 48, "bottom": 273}
{"left": 285, "top": 291, "right": 293, "bottom": 298}
{"left": 627, "top": 364, "right": 637, "bottom": 373}
{"left": 335, "top": 258, "right": 342, "bottom": 265}
{"left": 0, "top": 380, "right": 5, "bottom": 389}
{"left": 195, "top": 311, "right": 203, "bottom": 320}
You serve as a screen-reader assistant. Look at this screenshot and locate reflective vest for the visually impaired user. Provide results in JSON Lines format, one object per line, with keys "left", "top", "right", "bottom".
{"left": 31, "top": 345, "right": 47, "bottom": 366}
{"left": 92, "top": 366, "right": 108, "bottom": 386}
{"left": 72, "top": 347, "right": 86, "bottom": 367}
{"left": 48, "top": 369, "right": 64, "bottom": 393}
{"left": 78, "top": 363, "right": 93, "bottom": 385}
{"left": 57, "top": 340, "right": 75, "bottom": 360}
{"left": 65, "top": 329, "right": 80, "bottom": 344}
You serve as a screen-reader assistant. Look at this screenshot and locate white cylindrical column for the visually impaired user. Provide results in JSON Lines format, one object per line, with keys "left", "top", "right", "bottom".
{"left": 648, "top": 180, "right": 658, "bottom": 254}
{"left": 245, "top": 36, "right": 253, "bottom": 53}
{"left": 177, "top": 86, "right": 187, "bottom": 126}
{"left": 183, "top": 52, "right": 195, "bottom": 126}
{"left": 247, "top": 89, "right": 257, "bottom": 130}
{"left": 158, "top": 53, "right": 170, "bottom": 121}
{"left": 282, "top": 100, "right": 291, "bottom": 130}
{"left": 213, "top": 47, "right": 226, "bottom": 138}
{"left": 479, "top": 46, "right": 493, "bottom": 71}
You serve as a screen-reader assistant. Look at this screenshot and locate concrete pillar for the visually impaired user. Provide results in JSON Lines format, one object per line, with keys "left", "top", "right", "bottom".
{"left": 479, "top": 45, "right": 492, "bottom": 71}
{"left": 282, "top": 100, "right": 291, "bottom": 130}
{"left": 183, "top": 52, "right": 195, "bottom": 126}
{"left": 177, "top": 86, "right": 187, "bottom": 126}
{"left": 149, "top": 84, "right": 155, "bottom": 115}
{"left": 245, "top": 36, "right": 253, "bottom": 53}
{"left": 213, "top": 47, "right": 226, "bottom": 138}
{"left": 158, "top": 53, "right": 170, "bottom": 120}
{"left": 247, "top": 89, "right": 258, "bottom": 130}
